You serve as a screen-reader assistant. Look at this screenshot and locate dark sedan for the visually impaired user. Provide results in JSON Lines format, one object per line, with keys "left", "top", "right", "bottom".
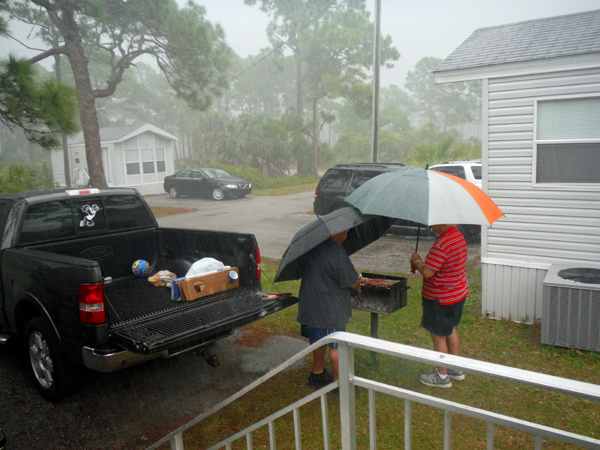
{"left": 163, "top": 168, "right": 252, "bottom": 201}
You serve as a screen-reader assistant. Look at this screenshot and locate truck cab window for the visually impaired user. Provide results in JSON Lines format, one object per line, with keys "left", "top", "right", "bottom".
{"left": 104, "top": 195, "right": 154, "bottom": 230}
{"left": 20, "top": 201, "right": 74, "bottom": 245}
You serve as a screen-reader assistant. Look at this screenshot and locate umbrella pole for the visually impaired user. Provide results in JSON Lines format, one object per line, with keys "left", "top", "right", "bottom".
{"left": 411, "top": 224, "right": 421, "bottom": 273}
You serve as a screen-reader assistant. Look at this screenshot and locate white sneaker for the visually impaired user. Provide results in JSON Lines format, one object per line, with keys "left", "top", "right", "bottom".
{"left": 419, "top": 371, "right": 452, "bottom": 388}
{"left": 447, "top": 368, "right": 465, "bottom": 381}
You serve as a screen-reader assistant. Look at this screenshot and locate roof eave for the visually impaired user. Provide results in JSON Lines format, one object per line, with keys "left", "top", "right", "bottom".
{"left": 116, "top": 123, "right": 178, "bottom": 142}
{"left": 433, "top": 52, "right": 600, "bottom": 84}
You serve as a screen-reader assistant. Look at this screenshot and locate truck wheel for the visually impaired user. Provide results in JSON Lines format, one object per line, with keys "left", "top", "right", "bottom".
{"left": 25, "top": 317, "right": 77, "bottom": 401}
{"left": 169, "top": 186, "right": 179, "bottom": 199}
{"left": 212, "top": 188, "right": 225, "bottom": 201}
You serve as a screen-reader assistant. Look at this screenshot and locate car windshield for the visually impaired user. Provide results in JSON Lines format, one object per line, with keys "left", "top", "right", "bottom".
{"left": 471, "top": 165, "right": 482, "bottom": 180}
{"left": 202, "top": 168, "right": 231, "bottom": 179}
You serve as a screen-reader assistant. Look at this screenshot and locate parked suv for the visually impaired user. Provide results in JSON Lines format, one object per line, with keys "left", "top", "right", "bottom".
{"left": 313, "top": 163, "right": 407, "bottom": 215}
{"left": 429, "top": 160, "right": 482, "bottom": 189}
{"left": 430, "top": 159, "right": 483, "bottom": 243}
{"left": 313, "top": 162, "right": 431, "bottom": 237}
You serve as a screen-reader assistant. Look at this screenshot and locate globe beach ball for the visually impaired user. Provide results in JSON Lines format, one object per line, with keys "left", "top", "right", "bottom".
{"left": 132, "top": 259, "right": 151, "bottom": 277}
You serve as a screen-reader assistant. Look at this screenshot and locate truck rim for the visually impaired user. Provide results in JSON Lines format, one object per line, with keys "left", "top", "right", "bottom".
{"left": 29, "top": 330, "right": 54, "bottom": 389}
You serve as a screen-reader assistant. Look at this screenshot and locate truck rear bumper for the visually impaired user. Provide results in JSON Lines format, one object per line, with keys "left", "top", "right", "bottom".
{"left": 82, "top": 346, "right": 170, "bottom": 373}
{"left": 81, "top": 330, "right": 234, "bottom": 373}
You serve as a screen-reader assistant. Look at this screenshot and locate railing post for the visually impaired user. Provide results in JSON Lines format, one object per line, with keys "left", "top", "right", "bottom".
{"left": 338, "top": 342, "right": 357, "bottom": 450}
{"left": 444, "top": 410, "right": 451, "bottom": 450}
{"left": 486, "top": 422, "right": 494, "bottom": 450}
{"left": 404, "top": 399, "right": 412, "bottom": 450}
{"left": 369, "top": 389, "right": 376, "bottom": 450}
{"left": 170, "top": 433, "right": 183, "bottom": 450}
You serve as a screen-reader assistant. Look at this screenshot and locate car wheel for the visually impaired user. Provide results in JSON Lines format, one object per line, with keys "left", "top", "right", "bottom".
{"left": 26, "top": 317, "right": 78, "bottom": 401}
{"left": 212, "top": 187, "right": 225, "bottom": 201}
{"left": 169, "top": 186, "right": 179, "bottom": 199}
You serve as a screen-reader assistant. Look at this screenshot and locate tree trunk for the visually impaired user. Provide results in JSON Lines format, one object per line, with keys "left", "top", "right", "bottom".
{"left": 312, "top": 98, "right": 319, "bottom": 177}
{"left": 60, "top": 9, "right": 107, "bottom": 188}
{"left": 296, "top": 60, "right": 304, "bottom": 116}
{"left": 54, "top": 54, "right": 71, "bottom": 187}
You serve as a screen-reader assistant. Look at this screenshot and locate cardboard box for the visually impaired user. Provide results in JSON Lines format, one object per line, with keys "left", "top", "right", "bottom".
{"left": 177, "top": 268, "right": 240, "bottom": 301}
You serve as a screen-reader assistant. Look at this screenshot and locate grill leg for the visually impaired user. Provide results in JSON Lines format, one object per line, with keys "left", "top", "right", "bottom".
{"left": 370, "top": 313, "right": 379, "bottom": 363}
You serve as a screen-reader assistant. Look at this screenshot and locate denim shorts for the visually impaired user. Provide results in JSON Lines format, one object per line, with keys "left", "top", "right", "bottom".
{"left": 301, "top": 325, "right": 345, "bottom": 348}
{"left": 421, "top": 297, "right": 466, "bottom": 337}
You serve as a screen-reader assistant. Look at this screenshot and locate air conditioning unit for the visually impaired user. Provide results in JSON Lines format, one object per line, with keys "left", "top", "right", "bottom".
{"left": 541, "top": 263, "right": 600, "bottom": 351}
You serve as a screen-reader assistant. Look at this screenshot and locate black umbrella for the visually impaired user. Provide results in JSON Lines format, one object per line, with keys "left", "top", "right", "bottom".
{"left": 275, "top": 206, "right": 394, "bottom": 282}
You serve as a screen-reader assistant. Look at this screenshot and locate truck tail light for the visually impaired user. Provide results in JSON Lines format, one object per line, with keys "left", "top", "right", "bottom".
{"left": 78, "top": 283, "right": 106, "bottom": 325}
{"left": 314, "top": 190, "right": 318, "bottom": 202}
{"left": 255, "top": 248, "right": 261, "bottom": 281}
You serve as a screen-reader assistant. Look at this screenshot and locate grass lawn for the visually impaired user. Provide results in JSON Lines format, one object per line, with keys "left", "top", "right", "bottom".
{"left": 164, "top": 258, "right": 600, "bottom": 450}
{"left": 249, "top": 181, "right": 318, "bottom": 196}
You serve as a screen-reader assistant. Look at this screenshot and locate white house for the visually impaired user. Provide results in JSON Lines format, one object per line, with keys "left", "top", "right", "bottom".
{"left": 51, "top": 123, "right": 178, "bottom": 196}
{"left": 433, "top": 10, "right": 600, "bottom": 323}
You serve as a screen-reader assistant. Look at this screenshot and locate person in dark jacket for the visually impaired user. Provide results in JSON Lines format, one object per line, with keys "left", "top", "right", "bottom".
{"left": 297, "top": 229, "right": 361, "bottom": 387}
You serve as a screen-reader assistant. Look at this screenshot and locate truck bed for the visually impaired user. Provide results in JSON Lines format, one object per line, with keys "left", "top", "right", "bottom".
{"left": 105, "top": 277, "right": 296, "bottom": 354}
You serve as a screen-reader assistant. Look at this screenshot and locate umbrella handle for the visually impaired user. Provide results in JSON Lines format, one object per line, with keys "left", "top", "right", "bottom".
{"left": 411, "top": 224, "right": 421, "bottom": 273}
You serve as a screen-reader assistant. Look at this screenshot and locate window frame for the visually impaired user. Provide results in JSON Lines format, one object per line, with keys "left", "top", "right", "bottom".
{"left": 125, "top": 149, "right": 141, "bottom": 175}
{"left": 533, "top": 94, "right": 600, "bottom": 190}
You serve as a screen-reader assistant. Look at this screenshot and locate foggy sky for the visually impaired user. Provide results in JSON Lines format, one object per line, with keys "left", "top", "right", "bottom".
{"left": 201, "top": 0, "right": 600, "bottom": 86}
{"left": 2, "top": 0, "right": 600, "bottom": 88}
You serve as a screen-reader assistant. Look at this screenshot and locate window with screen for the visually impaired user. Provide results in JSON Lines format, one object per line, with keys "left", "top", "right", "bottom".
{"left": 141, "top": 149, "right": 155, "bottom": 174}
{"left": 156, "top": 148, "right": 166, "bottom": 173}
{"left": 535, "top": 97, "right": 600, "bottom": 184}
{"left": 125, "top": 149, "right": 140, "bottom": 175}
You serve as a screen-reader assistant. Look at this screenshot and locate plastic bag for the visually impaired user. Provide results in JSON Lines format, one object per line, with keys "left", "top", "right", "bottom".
{"left": 185, "top": 258, "right": 230, "bottom": 278}
{"left": 148, "top": 270, "right": 177, "bottom": 287}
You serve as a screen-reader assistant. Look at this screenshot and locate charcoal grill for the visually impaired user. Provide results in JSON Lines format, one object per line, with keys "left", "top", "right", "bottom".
{"left": 352, "top": 272, "right": 409, "bottom": 315}
{"left": 352, "top": 272, "right": 410, "bottom": 362}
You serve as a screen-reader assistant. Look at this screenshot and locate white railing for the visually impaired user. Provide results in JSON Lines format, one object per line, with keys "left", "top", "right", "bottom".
{"left": 147, "top": 332, "right": 600, "bottom": 450}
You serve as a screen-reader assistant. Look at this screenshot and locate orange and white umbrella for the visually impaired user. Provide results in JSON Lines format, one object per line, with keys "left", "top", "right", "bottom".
{"left": 345, "top": 167, "right": 504, "bottom": 226}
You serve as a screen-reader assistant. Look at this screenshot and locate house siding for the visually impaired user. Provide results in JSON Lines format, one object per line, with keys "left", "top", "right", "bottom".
{"left": 482, "top": 67, "right": 600, "bottom": 322}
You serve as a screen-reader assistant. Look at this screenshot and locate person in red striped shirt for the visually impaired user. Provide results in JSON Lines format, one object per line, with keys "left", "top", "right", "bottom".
{"left": 410, "top": 224, "right": 469, "bottom": 388}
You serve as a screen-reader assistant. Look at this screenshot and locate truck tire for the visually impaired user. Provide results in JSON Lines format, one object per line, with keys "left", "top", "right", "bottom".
{"left": 169, "top": 186, "right": 179, "bottom": 199}
{"left": 25, "top": 317, "right": 78, "bottom": 401}
{"left": 212, "top": 187, "right": 225, "bottom": 201}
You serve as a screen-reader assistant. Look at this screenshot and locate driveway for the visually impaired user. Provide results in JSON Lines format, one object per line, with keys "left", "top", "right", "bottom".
{"left": 145, "top": 193, "right": 480, "bottom": 274}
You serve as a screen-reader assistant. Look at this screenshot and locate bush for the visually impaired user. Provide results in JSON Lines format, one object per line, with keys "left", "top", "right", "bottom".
{"left": 0, "top": 163, "right": 54, "bottom": 194}
{"left": 210, "top": 163, "right": 317, "bottom": 189}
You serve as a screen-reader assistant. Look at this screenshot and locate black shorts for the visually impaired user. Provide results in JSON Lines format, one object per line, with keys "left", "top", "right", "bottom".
{"left": 421, "top": 296, "right": 466, "bottom": 337}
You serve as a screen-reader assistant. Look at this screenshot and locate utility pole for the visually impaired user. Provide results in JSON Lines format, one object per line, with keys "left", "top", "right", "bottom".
{"left": 370, "top": 0, "right": 381, "bottom": 163}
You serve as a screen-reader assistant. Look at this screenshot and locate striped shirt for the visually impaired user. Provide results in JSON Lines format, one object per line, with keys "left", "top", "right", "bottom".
{"left": 422, "top": 226, "right": 468, "bottom": 305}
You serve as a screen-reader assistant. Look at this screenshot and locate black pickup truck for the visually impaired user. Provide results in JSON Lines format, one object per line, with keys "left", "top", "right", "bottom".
{"left": 0, "top": 188, "right": 296, "bottom": 401}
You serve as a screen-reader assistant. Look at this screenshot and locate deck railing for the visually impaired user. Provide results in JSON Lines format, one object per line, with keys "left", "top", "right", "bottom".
{"left": 147, "top": 332, "right": 600, "bottom": 450}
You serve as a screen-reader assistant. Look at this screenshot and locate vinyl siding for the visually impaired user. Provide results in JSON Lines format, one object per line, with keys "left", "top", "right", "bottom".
{"left": 483, "top": 67, "right": 600, "bottom": 322}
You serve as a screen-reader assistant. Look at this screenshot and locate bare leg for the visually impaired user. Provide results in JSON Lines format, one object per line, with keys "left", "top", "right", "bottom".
{"left": 312, "top": 346, "right": 327, "bottom": 374}
{"left": 446, "top": 328, "right": 459, "bottom": 356}
{"left": 329, "top": 347, "right": 339, "bottom": 381}
{"left": 431, "top": 332, "right": 449, "bottom": 375}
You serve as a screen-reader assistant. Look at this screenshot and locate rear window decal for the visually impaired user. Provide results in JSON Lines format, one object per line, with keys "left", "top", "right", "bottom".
{"left": 80, "top": 204, "right": 100, "bottom": 227}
